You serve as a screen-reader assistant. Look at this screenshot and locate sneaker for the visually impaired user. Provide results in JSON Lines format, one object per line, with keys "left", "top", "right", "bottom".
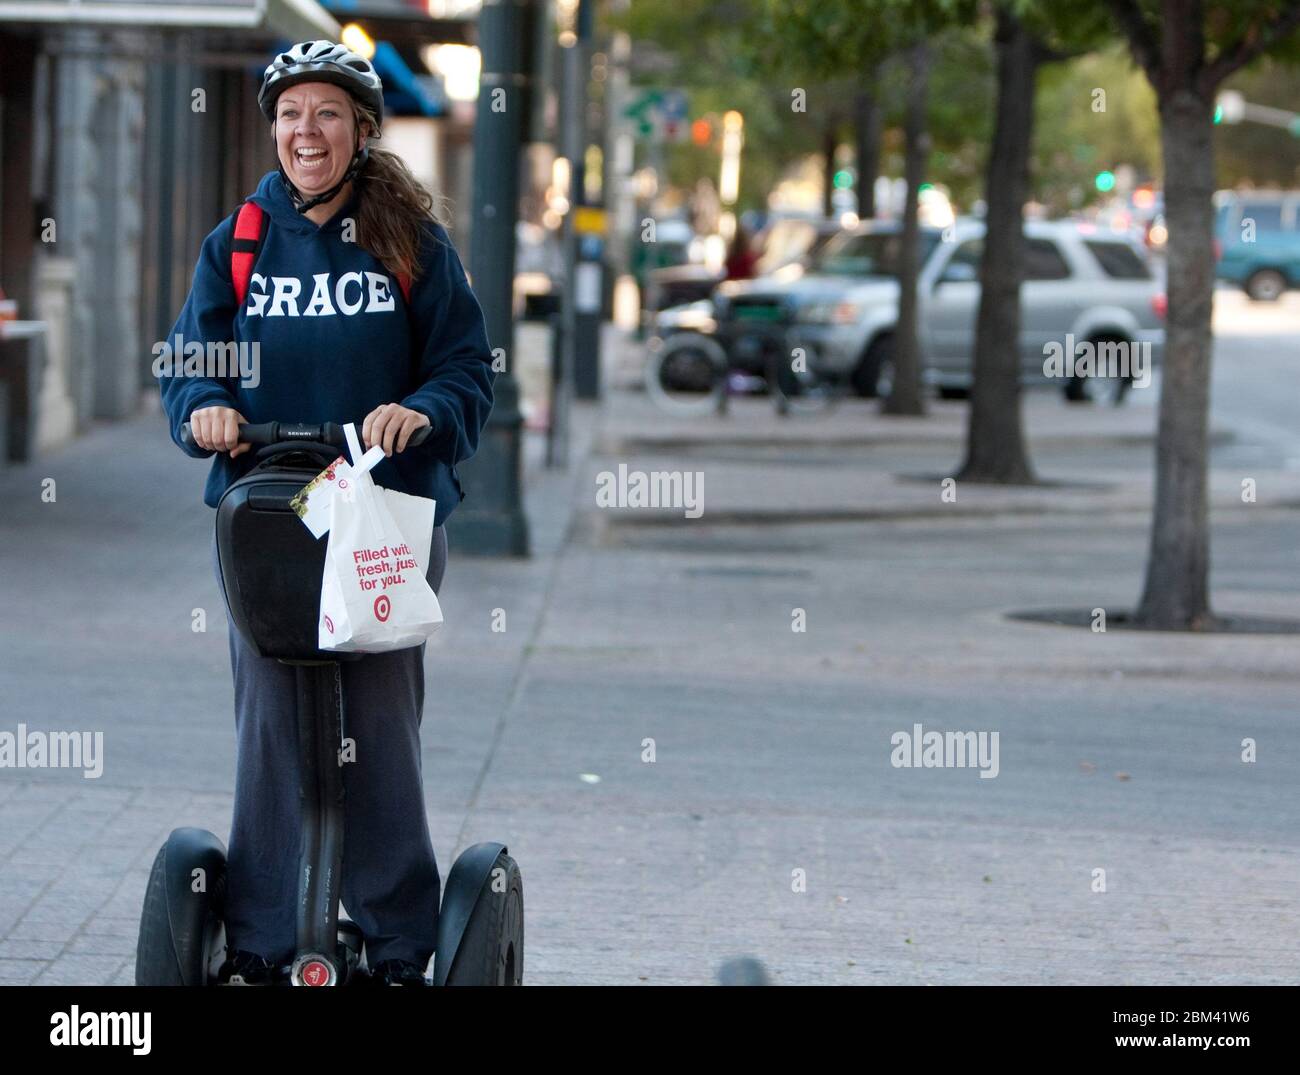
{"left": 369, "top": 958, "right": 429, "bottom": 986}
{"left": 217, "top": 949, "right": 280, "bottom": 986}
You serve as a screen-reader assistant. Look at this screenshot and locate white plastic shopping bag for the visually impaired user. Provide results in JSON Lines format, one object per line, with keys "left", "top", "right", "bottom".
{"left": 313, "top": 424, "right": 443, "bottom": 653}
{"left": 292, "top": 455, "right": 435, "bottom": 574}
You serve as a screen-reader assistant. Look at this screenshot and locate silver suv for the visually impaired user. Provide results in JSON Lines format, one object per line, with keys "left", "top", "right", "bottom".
{"left": 715, "top": 218, "right": 1166, "bottom": 400}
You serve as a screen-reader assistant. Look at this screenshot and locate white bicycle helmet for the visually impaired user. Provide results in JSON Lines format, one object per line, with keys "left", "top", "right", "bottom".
{"left": 258, "top": 39, "right": 384, "bottom": 126}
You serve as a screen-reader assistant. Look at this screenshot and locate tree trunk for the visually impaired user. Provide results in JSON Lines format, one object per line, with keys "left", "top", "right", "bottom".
{"left": 854, "top": 85, "right": 880, "bottom": 219}
{"left": 956, "top": 8, "right": 1037, "bottom": 483}
{"left": 822, "top": 123, "right": 837, "bottom": 219}
{"left": 882, "top": 42, "right": 929, "bottom": 416}
{"left": 1134, "top": 86, "right": 1216, "bottom": 628}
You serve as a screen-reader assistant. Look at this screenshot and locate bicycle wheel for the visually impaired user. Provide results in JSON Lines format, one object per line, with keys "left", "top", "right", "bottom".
{"left": 771, "top": 352, "right": 838, "bottom": 415}
{"left": 644, "top": 331, "right": 729, "bottom": 416}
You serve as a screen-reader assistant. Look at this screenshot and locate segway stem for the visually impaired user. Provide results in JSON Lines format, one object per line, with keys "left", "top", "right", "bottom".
{"left": 294, "top": 662, "right": 347, "bottom": 975}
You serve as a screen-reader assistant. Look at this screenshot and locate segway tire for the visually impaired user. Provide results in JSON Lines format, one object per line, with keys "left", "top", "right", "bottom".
{"left": 444, "top": 851, "right": 524, "bottom": 986}
{"left": 135, "top": 828, "right": 227, "bottom": 986}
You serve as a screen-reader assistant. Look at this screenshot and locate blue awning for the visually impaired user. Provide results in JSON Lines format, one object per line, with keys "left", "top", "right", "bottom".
{"left": 372, "top": 40, "right": 445, "bottom": 117}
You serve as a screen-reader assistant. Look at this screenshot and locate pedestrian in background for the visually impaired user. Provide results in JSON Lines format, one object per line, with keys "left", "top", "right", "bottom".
{"left": 725, "top": 224, "right": 761, "bottom": 280}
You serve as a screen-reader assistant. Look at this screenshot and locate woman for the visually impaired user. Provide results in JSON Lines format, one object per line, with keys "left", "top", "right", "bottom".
{"left": 157, "top": 40, "right": 495, "bottom": 986}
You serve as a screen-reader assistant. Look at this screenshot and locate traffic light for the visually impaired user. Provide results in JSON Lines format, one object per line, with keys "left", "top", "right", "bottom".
{"left": 1094, "top": 170, "right": 1116, "bottom": 193}
{"left": 833, "top": 168, "right": 854, "bottom": 190}
{"left": 691, "top": 118, "right": 712, "bottom": 145}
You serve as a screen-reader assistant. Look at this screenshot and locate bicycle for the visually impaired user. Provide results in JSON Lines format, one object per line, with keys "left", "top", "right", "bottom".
{"left": 643, "top": 326, "right": 846, "bottom": 418}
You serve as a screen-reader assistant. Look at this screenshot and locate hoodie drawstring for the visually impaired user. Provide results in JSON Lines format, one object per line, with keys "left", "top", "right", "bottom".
{"left": 279, "top": 145, "right": 370, "bottom": 216}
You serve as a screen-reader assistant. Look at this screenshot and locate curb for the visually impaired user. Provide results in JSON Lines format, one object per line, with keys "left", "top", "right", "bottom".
{"left": 575, "top": 498, "right": 1295, "bottom": 530}
{"left": 594, "top": 428, "right": 1236, "bottom": 456}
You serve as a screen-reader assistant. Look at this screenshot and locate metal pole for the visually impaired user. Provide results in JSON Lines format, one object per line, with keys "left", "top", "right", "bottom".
{"left": 604, "top": 30, "right": 634, "bottom": 296}
{"left": 573, "top": 0, "right": 602, "bottom": 400}
{"left": 554, "top": 3, "right": 579, "bottom": 464}
{"left": 457, "top": 0, "right": 533, "bottom": 557}
{"left": 559, "top": 0, "right": 602, "bottom": 425}
{"left": 545, "top": 310, "right": 563, "bottom": 466}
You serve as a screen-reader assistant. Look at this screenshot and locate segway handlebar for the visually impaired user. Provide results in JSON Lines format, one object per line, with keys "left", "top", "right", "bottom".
{"left": 180, "top": 420, "right": 431, "bottom": 452}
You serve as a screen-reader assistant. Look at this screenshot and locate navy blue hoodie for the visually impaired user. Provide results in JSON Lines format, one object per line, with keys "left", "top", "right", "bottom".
{"left": 157, "top": 170, "right": 494, "bottom": 528}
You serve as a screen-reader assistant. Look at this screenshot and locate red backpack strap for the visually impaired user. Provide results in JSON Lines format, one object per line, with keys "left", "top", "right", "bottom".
{"left": 396, "top": 271, "right": 411, "bottom": 305}
{"left": 230, "top": 201, "right": 266, "bottom": 306}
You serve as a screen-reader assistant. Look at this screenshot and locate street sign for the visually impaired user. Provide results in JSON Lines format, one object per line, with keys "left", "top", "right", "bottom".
{"left": 658, "top": 89, "right": 687, "bottom": 121}
{"left": 623, "top": 88, "right": 689, "bottom": 142}
{"left": 623, "top": 89, "right": 661, "bottom": 117}
{"left": 575, "top": 263, "right": 602, "bottom": 314}
{"left": 573, "top": 206, "right": 607, "bottom": 235}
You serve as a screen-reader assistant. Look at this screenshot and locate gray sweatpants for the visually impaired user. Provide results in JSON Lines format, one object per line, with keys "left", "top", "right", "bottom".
{"left": 210, "top": 526, "right": 448, "bottom": 968}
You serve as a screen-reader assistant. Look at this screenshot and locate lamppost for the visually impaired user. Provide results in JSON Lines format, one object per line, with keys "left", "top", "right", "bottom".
{"left": 558, "top": 0, "right": 603, "bottom": 421}
{"left": 455, "top": 0, "right": 536, "bottom": 557}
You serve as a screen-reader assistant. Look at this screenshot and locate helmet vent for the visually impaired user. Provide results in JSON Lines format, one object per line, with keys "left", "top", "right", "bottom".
{"left": 259, "top": 39, "right": 385, "bottom": 125}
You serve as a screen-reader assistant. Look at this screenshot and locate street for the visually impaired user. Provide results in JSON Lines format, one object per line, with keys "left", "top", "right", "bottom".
{"left": 1210, "top": 289, "right": 1300, "bottom": 466}
{"left": 1, "top": 307, "right": 1297, "bottom": 985}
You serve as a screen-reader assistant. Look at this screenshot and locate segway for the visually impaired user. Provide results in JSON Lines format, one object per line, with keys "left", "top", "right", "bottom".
{"left": 135, "top": 421, "right": 524, "bottom": 986}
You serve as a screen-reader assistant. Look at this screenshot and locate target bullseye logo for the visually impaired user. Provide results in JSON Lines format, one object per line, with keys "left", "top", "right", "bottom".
{"left": 323, "top": 614, "right": 334, "bottom": 634}
{"left": 374, "top": 594, "right": 391, "bottom": 622}
{"left": 337, "top": 477, "right": 348, "bottom": 489}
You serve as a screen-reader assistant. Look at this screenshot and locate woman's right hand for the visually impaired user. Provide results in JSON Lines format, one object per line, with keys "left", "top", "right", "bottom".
{"left": 190, "top": 405, "right": 251, "bottom": 457}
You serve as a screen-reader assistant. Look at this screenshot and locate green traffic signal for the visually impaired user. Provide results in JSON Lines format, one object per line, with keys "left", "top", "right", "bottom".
{"left": 833, "top": 169, "right": 853, "bottom": 190}
{"left": 1095, "top": 170, "right": 1116, "bottom": 193}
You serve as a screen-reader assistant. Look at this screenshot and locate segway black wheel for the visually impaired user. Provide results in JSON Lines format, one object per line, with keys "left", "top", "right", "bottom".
{"left": 445, "top": 851, "right": 524, "bottom": 986}
{"left": 135, "top": 828, "right": 227, "bottom": 986}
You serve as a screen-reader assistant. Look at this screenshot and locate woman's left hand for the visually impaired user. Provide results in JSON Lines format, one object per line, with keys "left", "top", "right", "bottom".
{"left": 363, "top": 403, "right": 432, "bottom": 456}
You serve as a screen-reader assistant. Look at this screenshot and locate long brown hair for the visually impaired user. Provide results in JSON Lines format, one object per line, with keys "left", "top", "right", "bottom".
{"left": 348, "top": 99, "right": 450, "bottom": 284}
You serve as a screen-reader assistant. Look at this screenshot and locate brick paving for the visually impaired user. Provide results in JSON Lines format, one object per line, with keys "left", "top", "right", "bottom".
{"left": 1, "top": 324, "right": 1298, "bottom": 985}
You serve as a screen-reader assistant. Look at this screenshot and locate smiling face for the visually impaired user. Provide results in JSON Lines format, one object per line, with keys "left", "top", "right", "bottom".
{"left": 273, "top": 81, "right": 367, "bottom": 197}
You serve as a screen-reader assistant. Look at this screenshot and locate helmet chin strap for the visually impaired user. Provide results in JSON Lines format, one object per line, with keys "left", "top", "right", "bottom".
{"left": 279, "top": 144, "right": 370, "bottom": 215}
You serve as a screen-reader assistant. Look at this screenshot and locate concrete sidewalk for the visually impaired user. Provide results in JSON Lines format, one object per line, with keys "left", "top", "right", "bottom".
{"left": 0, "top": 390, "right": 599, "bottom": 985}
{"left": 1, "top": 328, "right": 1298, "bottom": 985}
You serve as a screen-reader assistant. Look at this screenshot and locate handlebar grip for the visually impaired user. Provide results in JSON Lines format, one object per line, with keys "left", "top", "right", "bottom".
{"left": 180, "top": 419, "right": 432, "bottom": 452}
